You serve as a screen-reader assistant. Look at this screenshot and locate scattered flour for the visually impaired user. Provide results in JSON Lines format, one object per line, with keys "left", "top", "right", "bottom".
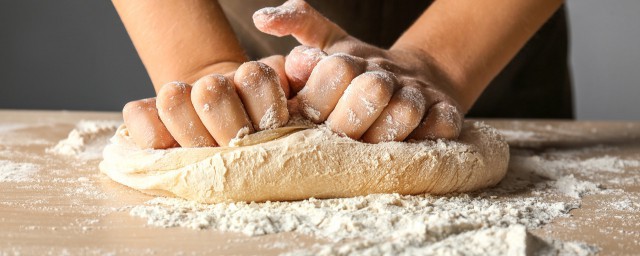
{"left": 553, "top": 175, "right": 600, "bottom": 199}
{"left": 0, "top": 160, "right": 40, "bottom": 182}
{"left": 130, "top": 191, "right": 596, "bottom": 255}
{"left": 129, "top": 158, "right": 600, "bottom": 256}
{"left": 509, "top": 153, "right": 640, "bottom": 198}
{"left": 46, "top": 120, "right": 120, "bottom": 160}
{"left": 499, "top": 129, "right": 537, "bottom": 141}
{"left": 228, "top": 126, "right": 252, "bottom": 147}
{"left": 346, "top": 109, "right": 361, "bottom": 127}
{"left": 607, "top": 197, "right": 640, "bottom": 212}
{"left": 115, "top": 123, "right": 630, "bottom": 255}
{"left": 0, "top": 124, "right": 30, "bottom": 133}
{"left": 259, "top": 105, "right": 279, "bottom": 130}
{"left": 513, "top": 155, "right": 640, "bottom": 175}
{"left": 302, "top": 105, "right": 321, "bottom": 121}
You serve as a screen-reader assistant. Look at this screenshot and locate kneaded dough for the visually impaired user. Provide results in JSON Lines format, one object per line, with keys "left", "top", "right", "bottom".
{"left": 100, "top": 121, "right": 509, "bottom": 203}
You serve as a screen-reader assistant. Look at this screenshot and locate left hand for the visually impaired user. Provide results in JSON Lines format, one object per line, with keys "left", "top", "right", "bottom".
{"left": 253, "top": 0, "right": 464, "bottom": 143}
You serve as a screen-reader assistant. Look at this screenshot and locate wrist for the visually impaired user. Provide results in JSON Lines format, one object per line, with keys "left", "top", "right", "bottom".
{"left": 188, "top": 61, "right": 244, "bottom": 79}
{"left": 390, "top": 43, "right": 474, "bottom": 112}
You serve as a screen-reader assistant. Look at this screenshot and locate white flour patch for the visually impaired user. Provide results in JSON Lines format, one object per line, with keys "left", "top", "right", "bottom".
{"left": 302, "top": 105, "right": 321, "bottom": 121}
{"left": 510, "top": 153, "right": 640, "bottom": 176}
{"left": 553, "top": 175, "right": 600, "bottom": 199}
{"left": 0, "top": 123, "right": 30, "bottom": 133}
{"left": 47, "top": 120, "right": 120, "bottom": 160}
{"left": 259, "top": 105, "right": 278, "bottom": 130}
{"left": 0, "top": 123, "right": 55, "bottom": 146}
{"left": 499, "top": 129, "right": 536, "bottom": 140}
{"left": 0, "top": 160, "right": 40, "bottom": 182}
{"left": 130, "top": 191, "right": 595, "bottom": 255}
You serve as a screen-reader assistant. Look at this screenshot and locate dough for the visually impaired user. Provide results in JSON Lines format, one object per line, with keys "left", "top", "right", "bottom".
{"left": 99, "top": 121, "right": 509, "bottom": 203}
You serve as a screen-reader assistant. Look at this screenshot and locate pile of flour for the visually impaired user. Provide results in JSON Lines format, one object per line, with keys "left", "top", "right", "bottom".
{"left": 46, "top": 120, "right": 120, "bottom": 160}
{"left": 130, "top": 192, "right": 595, "bottom": 255}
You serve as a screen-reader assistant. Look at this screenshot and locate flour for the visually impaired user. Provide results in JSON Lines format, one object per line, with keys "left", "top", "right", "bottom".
{"left": 553, "top": 175, "right": 600, "bottom": 199}
{"left": 259, "top": 105, "right": 279, "bottom": 130}
{"left": 499, "top": 129, "right": 536, "bottom": 141}
{"left": 302, "top": 105, "right": 321, "bottom": 121}
{"left": 117, "top": 123, "right": 640, "bottom": 255}
{"left": 0, "top": 160, "right": 40, "bottom": 182}
{"left": 128, "top": 144, "right": 604, "bottom": 256}
{"left": 0, "top": 124, "right": 29, "bottom": 133}
{"left": 606, "top": 197, "right": 640, "bottom": 212}
{"left": 511, "top": 154, "right": 640, "bottom": 176}
{"left": 509, "top": 152, "right": 640, "bottom": 198}
{"left": 127, "top": 143, "right": 623, "bottom": 255}
{"left": 46, "top": 120, "right": 120, "bottom": 160}
{"left": 130, "top": 192, "right": 595, "bottom": 255}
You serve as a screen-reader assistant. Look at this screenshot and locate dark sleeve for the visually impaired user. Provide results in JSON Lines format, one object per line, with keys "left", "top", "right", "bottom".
{"left": 222, "top": 1, "right": 573, "bottom": 118}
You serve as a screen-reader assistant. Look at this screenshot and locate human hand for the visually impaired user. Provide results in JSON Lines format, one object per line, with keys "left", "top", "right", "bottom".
{"left": 253, "top": 0, "right": 464, "bottom": 143}
{"left": 122, "top": 56, "right": 291, "bottom": 149}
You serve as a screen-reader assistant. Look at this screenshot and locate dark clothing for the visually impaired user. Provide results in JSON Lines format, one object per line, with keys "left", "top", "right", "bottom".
{"left": 220, "top": 0, "right": 574, "bottom": 118}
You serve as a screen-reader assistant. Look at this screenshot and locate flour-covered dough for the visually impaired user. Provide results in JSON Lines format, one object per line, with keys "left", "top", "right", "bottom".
{"left": 100, "top": 121, "right": 509, "bottom": 203}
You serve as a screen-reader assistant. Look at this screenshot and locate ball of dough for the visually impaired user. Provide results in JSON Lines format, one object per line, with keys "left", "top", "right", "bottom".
{"left": 100, "top": 121, "right": 509, "bottom": 203}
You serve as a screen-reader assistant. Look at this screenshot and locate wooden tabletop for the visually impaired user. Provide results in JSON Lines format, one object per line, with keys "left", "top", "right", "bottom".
{"left": 1, "top": 110, "right": 639, "bottom": 255}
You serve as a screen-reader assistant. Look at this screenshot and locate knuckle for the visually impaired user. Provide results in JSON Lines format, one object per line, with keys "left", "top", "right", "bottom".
{"left": 367, "top": 57, "right": 400, "bottom": 72}
{"left": 123, "top": 98, "right": 157, "bottom": 117}
{"left": 431, "top": 103, "right": 462, "bottom": 139}
{"left": 354, "top": 71, "right": 395, "bottom": 102}
{"left": 193, "top": 75, "right": 230, "bottom": 98}
{"left": 123, "top": 100, "right": 145, "bottom": 114}
{"left": 394, "top": 105, "right": 424, "bottom": 127}
{"left": 158, "top": 81, "right": 189, "bottom": 99}
{"left": 235, "top": 61, "right": 278, "bottom": 89}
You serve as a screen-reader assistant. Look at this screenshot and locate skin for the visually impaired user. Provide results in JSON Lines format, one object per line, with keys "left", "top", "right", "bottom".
{"left": 113, "top": 0, "right": 290, "bottom": 148}
{"left": 113, "top": 0, "right": 563, "bottom": 148}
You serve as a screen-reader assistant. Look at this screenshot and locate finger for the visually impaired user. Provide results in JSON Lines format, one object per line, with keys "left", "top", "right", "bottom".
{"left": 259, "top": 55, "right": 291, "bottom": 98}
{"left": 408, "top": 101, "right": 463, "bottom": 140}
{"left": 327, "top": 71, "right": 395, "bottom": 139}
{"left": 233, "top": 61, "right": 289, "bottom": 130}
{"left": 253, "top": 0, "right": 347, "bottom": 49}
{"left": 122, "top": 98, "right": 178, "bottom": 149}
{"left": 192, "top": 75, "right": 254, "bottom": 146}
{"left": 285, "top": 45, "right": 327, "bottom": 94}
{"left": 361, "top": 86, "right": 427, "bottom": 143}
{"left": 156, "top": 82, "right": 218, "bottom": 147}
{"left": 295, "top": 54, "right": 366, "bottom": 123}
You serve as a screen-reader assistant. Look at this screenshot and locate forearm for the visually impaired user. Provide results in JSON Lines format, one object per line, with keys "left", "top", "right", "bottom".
{"left": 112, "top": 0, "right": 247, "bottom": 92}
{"left": 393, "top": 0, "right": 563, "bottom": 111}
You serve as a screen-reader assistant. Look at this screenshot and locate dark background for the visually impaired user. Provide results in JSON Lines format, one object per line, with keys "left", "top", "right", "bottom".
{"left": 1, "top": 1, "right": 639, "bottom": 119}
{"left": 0, "top": 0, "right": 153, "bottom": 111}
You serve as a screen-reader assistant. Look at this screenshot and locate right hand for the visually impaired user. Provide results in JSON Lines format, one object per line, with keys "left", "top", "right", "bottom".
{"left": 122, "top": 55, "right": 292, "bottom": 149}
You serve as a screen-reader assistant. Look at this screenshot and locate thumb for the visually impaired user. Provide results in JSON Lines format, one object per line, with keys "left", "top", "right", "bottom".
{"left": 253, "top": 0, "right": 347, "bottom": 50}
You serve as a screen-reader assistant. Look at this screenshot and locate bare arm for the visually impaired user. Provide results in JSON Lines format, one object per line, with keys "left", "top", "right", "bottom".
{"left": 393, "top": 0, "right": 564, "bottom": 111}
{"left": 112, "top": 0, "right": 247, "bottom": 92}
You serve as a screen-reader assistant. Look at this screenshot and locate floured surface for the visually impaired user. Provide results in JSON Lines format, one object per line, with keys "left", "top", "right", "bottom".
{"left": 127, "top": 145, "right": 617, "bottom": 255}
{"left": 1, "top": 110, "right": 640, "bottom": 255}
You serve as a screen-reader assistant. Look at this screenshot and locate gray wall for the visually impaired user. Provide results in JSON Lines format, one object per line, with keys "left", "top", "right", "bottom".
{"left": 0, "top": 0, "right": 153, "bottom": 111}
{"left": 567, "top": 0, "right": 640, "bottom": 120}
{"left": 0, "top": 1, "right": 638, "bottom": 120}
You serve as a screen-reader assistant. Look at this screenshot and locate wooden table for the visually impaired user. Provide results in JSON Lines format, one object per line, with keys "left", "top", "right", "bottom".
{"left": 1, "top": 110, "right": 639, "bottom": 255}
